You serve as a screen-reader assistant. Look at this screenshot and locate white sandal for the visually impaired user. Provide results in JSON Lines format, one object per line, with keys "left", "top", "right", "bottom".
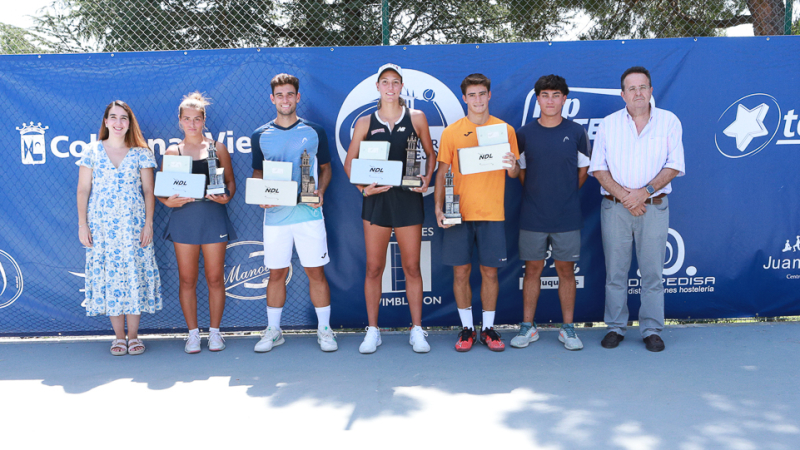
{"left": 110, "top": 339, "right": 128, "bottom": 356}
{"left": 127, "top": 338, "right": 145, "bottom": 355}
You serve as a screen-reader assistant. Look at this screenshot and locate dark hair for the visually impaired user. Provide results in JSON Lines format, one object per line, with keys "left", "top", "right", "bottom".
{"left": 620, "top": 66, "right": 651, "bottom": 90}
{"left": 460, "top": 73, "right": 491, "bottom": 95}
{"left": 98, "top": 100, "right": 149, "bottom": 149}
{"left": 534, "top": 74, "right": 569, "bottom": 96}
{"left": 271, "top": 73, "right": 300, "bottom": 94}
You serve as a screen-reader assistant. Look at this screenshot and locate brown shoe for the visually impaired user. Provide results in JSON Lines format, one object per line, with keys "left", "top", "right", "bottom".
{"left": 601, "top": 331, "right": 624, "bottom": 349}
{"left": 643, "top": 335, "right": 665, "bottom": 352}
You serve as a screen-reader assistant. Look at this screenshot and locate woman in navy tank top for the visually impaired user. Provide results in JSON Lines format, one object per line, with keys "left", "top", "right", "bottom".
{"left": 157, "top": 92, "right": 237, "bottom": 354}
{"left": 344, "top": 64, "right": 436, "bottom": 354}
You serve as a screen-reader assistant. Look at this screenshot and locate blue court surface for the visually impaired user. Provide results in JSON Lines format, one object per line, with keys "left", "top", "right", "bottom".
{"left": 1, "top": 322, "right": 798, "bottom": 448}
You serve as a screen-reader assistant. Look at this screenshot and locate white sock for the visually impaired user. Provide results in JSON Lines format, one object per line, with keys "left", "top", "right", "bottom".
{"left": 209, "top": 327, "right": 220, "bottom": 335}
{"left": 188, "top": 328, "right": 199, "bottom": 336}
{"left": 458, "top": 307, "right": 474, "bottom": 330}
{"left": 482, "top": 310, "right": 495, "bottom": 330}
{"left": 267, "top": 306, "right": 283, "bottom": 329}
{"left": 315, "top": 305, "right": 331, "bottom": 330}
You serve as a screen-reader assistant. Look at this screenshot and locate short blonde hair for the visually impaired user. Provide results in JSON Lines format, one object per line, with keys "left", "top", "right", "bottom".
{"left": 179, "top": 92, "right": 212, "bottom": 119}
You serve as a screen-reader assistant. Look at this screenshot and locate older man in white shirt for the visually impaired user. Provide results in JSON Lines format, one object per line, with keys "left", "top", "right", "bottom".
{"left": 588, "top": 66, "right": 685, "bottom": 352}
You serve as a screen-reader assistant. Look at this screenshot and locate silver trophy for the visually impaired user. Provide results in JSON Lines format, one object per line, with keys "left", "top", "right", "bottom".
{"left": 298, "top": 149, "right": 320, "bottom": 204}
{"left": 443, "top": 166, "right": 462, "bottom": 225}
{"left": 206, "top": 143, "right": 226, "bottom": 195}
{"left": 401, "top": 135, "right": 423, "bottom": 188}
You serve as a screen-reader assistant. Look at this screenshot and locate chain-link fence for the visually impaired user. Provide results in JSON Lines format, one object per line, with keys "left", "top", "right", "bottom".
{"left": 1, "top": 0, "right": 799, "bottom": 55}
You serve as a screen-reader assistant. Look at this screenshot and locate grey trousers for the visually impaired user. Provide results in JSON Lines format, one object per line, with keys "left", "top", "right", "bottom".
{"left": 600, "top": 197, "right": 669, "bottom": 338}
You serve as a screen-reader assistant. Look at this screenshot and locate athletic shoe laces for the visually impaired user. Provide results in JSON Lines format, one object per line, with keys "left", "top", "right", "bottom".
{"left": 458, "top": 327, "right": 473, "bottom": 341}
{"left": 319, "top": 328, "right": 336, "bottom": 340}
{"left": 517, "top": 323, "right": 532, "bottom": 337}
{"left": 562, "top": 324, "right": 577, "bottom": 339}
{"left": 483, "top": 327, "right": 501, "bottom": 341}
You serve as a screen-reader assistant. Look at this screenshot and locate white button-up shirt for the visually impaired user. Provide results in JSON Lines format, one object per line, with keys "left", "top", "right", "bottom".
{"left": 588, "top": 106, "right": 685, "bottom": 196}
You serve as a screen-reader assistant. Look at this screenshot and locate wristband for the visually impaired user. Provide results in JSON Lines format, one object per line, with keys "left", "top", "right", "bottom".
{"left": 362, "top": 188, "right": 369, "bottom": 197}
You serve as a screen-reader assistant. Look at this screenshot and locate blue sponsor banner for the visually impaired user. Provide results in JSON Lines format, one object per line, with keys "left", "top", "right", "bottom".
{"left": 1, "top": 38, "right": 799, "bottom": 335}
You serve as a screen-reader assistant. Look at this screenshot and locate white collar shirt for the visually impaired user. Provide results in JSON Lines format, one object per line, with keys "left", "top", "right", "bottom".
{"left": 588, "top": 106, "right": 685, "bottom": 196}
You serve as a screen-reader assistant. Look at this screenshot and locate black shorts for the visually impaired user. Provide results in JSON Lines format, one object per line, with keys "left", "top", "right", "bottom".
{"left": 361, "top": 187, "right": 424, "bottom": 228}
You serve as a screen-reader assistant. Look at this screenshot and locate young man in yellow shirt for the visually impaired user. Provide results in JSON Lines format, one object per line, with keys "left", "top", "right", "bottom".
{"left": 434, "top": 73, "right": 520, "bottom": 352}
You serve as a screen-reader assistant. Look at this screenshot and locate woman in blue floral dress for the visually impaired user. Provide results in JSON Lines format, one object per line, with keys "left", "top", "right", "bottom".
{"left": 77, "top": 100, "right": 163, "bottom": 356}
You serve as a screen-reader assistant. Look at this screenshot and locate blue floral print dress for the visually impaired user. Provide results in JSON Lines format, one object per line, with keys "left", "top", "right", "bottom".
{"left": 79, "top": 142, "right": 163, "bottom": 316}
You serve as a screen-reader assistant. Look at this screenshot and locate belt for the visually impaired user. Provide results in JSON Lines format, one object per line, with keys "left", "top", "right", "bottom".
{"left": 604, "top": 193, "right": 666, "bottom": 205}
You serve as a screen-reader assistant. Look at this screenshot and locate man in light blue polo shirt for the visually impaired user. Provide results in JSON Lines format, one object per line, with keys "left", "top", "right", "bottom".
{"left": 250, "top": 73, "right": 336, "bottom": 353}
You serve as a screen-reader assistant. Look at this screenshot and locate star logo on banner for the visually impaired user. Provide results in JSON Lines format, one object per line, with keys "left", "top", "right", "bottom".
{"left": 723, "top": 103, "right": 770, "bottom": 151}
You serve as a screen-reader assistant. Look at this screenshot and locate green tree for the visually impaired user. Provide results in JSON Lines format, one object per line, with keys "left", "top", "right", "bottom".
{"left": 575, "top": 0, "right": 787, "bottom": 39}
{"left": 0, "top": 23, "right": 46, "bottom": 54}
{"left": 30, "top": 0, "right": 574, "bottom": 52}
{"left": 27, "top": 0, "right": 795, "bottom": 54}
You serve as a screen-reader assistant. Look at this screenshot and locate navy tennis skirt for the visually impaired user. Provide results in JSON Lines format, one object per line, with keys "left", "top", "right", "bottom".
{"left": 163, "top": 200, "right": 237, "bottom": 245}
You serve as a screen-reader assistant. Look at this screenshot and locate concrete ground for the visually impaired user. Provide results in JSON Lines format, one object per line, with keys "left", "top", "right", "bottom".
{"left": 1, "top": 322, "right": 798, "bottom": 449}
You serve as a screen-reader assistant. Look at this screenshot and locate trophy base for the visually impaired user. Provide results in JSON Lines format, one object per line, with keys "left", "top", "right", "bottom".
{"left": 401, "top": 177, "right": 423, "bottom": 188}
{"left": 207, "top": 186, "right": 226, "bottom": 195}
{"left": 443, "top": 216, "right": 462, "bottom": 225}
{"left": 299, "top": 194, "right": 321, "bottom": 204}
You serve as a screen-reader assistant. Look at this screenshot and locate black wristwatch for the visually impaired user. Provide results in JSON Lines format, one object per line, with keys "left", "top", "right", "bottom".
{"left": 645, "top": 184, "right": 655, "bottom": 195}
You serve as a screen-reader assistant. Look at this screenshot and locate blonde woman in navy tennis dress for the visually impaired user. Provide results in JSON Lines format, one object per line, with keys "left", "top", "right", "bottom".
{"left": 157, "top": 92, "right": 236, "bottom": 354}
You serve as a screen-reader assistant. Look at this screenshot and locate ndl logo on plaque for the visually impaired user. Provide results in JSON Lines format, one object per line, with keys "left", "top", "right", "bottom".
{"left": 17, "top": 122, "right": 48, "bottom": 165}
{"left": 0, "top": 250, "right": 24, "bottom": 309}
{"left": 335, "top": 68, "right": 463, "bottom": 196}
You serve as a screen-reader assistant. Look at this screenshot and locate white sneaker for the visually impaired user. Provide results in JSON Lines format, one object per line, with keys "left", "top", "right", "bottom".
{"left": 510, "top": 322, "right": 539, "bottom": 348}
{"left": 208, "top": 332, "right": 226, "bottom": 352}
{"left": 317, "top": 326, "right": 338, "bottom": 352}
{"left": 184, "top": 332, "right": 201, "bottom": 354}
{"left": 359, "top": 326, "right": 381, "bottom": 354}
{"left": 409, "top": 325, "right": 430, "bottom": 353}
{"left": 254, "top": 326, "right": 284, "bottom": 353}
{"left": 558, "top": 324, "right": 584, "bottom": 351}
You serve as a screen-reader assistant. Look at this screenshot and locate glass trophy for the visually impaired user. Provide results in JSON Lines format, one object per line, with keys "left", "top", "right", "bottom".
{"left": 443, "top": 166, "right": 462, "bottom": 225}
{"left": 298, "top": 149, "right": 320, "bottom": 204}
{"left": 401, "top": 135, "right": 423, "bottom": 188}
{"left": 206, "top": 143, "right": 226, "bottom": 195}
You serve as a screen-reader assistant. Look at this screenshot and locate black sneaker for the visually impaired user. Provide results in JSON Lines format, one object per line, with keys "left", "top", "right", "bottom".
{"left": 601, "top": 331, "right": 625, "bottom": 349}
{"left": 455, "top": 327, "right": 476, "bottom": 352}
{"left": 479, "top": 327, "right": 505, "bottom": 352}
{"left": 643, "top": 334, "right": 665, "bottom": 352}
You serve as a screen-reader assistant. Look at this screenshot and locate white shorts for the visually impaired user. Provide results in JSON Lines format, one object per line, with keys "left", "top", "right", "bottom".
{"left": 263, "top": 219, "right": 330, "bottom": 269}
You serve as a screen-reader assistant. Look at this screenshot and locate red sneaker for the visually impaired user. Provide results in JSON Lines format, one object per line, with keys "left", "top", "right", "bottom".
{"left": 480, "top": 327, "right": 505, "bottom": 352}
{"left": 455, "top": 327, "right": 476, "bottom": 352}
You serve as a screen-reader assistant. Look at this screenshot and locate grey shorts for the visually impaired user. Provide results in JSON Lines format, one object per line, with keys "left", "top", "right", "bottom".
{"left": 519, "top": 229, "right": 581, "bottom": 262}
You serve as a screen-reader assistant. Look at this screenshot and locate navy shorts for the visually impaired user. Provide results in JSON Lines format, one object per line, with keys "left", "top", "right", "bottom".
{"left": 441, "top": 221, "right": 507, "bottom": 267}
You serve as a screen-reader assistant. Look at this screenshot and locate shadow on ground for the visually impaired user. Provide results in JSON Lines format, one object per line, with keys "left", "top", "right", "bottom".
{"left": 1, "top": 323, "right": 798, "bottom": 448}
